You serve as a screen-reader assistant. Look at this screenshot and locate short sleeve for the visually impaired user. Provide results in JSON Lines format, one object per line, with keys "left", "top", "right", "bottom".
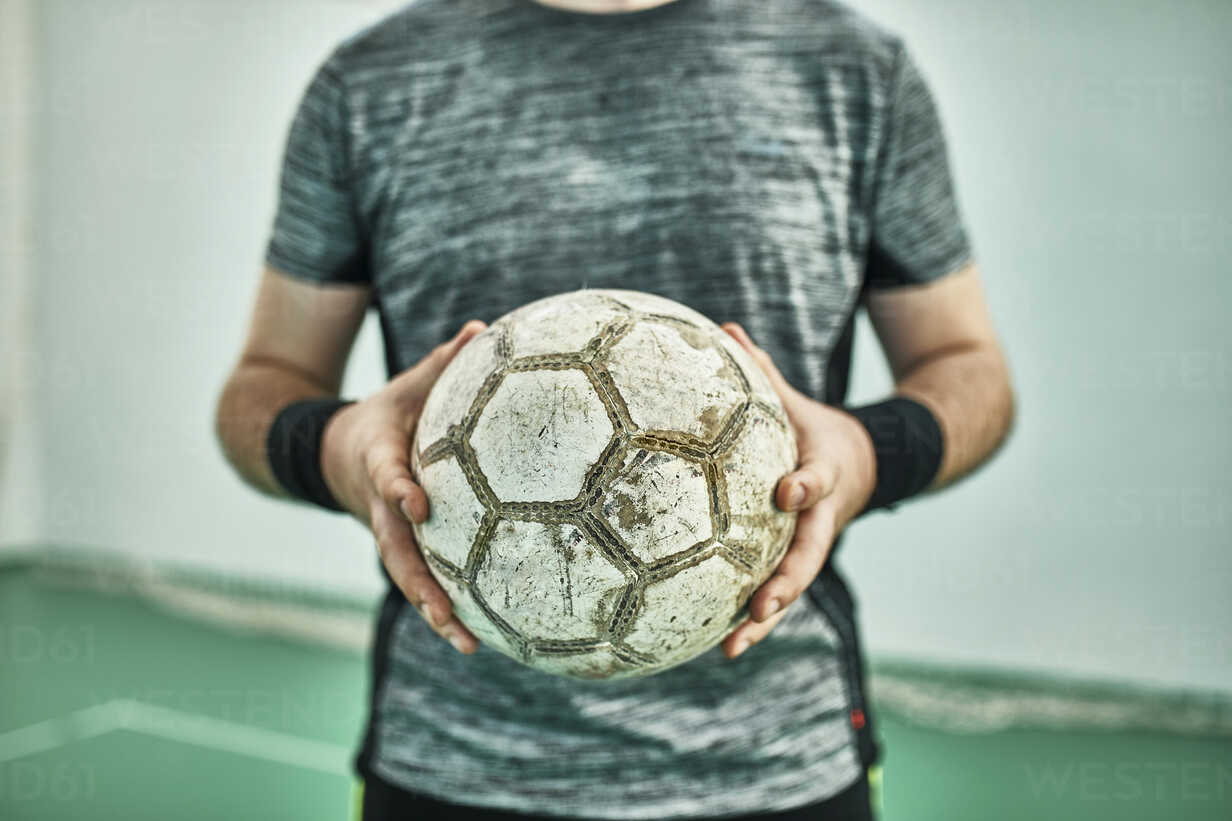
{"left": 265, "top": 56, "right": 369, "bottom": 284}
{"left": 865, "top": 43, "right": 973, "bottom": 289}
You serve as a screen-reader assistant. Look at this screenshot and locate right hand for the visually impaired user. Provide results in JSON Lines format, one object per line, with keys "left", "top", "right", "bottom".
{"left": 320, "top": 319, "right": 488, "bottom": 654}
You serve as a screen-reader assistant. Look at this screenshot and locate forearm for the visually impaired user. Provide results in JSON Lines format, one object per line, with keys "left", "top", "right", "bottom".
{"left": 893, "top": 343, "right": 1015, "bottom": 489}
{"left": 214, "top": 357, "right": 336, "bottom": 497}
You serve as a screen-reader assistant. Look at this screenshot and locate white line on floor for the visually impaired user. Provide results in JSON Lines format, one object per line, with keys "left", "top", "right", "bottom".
{"left": 0, "top": 699, "right": 351, "bottom": 775}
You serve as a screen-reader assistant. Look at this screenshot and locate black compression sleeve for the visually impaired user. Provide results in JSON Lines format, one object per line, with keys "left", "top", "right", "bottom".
{"left": 266, "top": 398, "right": 355, "bottom": 513}
{"left": 845, "top": 396, "right": 943, "bottom": 515}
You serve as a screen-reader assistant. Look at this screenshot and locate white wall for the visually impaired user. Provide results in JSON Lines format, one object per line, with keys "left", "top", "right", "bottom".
{"left": 6, "top": 0, "right": 1230, "bottom": 691}
{"left": 0, "top": 0, "right": 41, "bottom": 549}
{"left": 841, "top": 0, "right": 1232, "bottom": 693}
{"left": 25, "top": 0, "right": 406, "bottom": 594}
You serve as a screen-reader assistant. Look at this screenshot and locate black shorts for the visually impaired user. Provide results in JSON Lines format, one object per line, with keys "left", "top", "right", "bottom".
{"left": 360, "top": 768, "right": 875, "bottom": 821}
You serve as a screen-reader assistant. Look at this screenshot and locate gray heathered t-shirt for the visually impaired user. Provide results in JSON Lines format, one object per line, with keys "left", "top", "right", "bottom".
{"left": 265, "top": 0, "right": 972, "bottom": 817}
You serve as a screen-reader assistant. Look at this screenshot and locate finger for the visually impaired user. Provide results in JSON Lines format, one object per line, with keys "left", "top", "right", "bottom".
{"left": 419, "top": 602, "right": 480, "bottom": 655}
{"left": 433, "top": 610, "right": 480, "bottom": 655}
{"left": 370, "top": 500, "right": 447, "bottom": 625}
{"left": 421, "top": 319, "right": 488, "bottom": 380}
{"left": 365, "top": 436, "right": 429, "bottom": 523}
{"left": 371, "top": 500, "right": 445, "bottom": 620}
{"left": 722, "top": 604, "right": 791, "bottom": 658}
{"left": 775, "top": 462, "right": 838, "bottom": 512}
{"left": 369, "top": 501, "right": 479, "bottom": 654}
{"left": 718, "top": 322, "right": 800, "bottom": 406}
{"left": 391, "top": 320, "right": 489, "bottom": 422}
{"left": 442, "top": 317, "right": 488, "bottom": 356}
{"left": 750, "top": 504, "right": 837, "bottom": 622}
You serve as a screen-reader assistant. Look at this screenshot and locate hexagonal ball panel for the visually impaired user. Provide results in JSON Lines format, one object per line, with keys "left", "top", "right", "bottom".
{"left": 718, "top": 404, "right": 797, "bottom": 561}
{"left": 713, "top": 328, "right": 780, "bottom": 412}
{"left": 600, "top": 448, "right": 712, "bottom": 564}
{"left": 623, "top": 554, "right": 748, "bottom": 661}
{"left": 475, "top": 519, "right": 628, "bottom": 642}
{"left": 504, "top": 293, "right": 628, "bottom": 360}
{"left": 596, "top": 289, "right": 716, "bottom": 328}
{"left": 424, "top": 556, "right": 522, "bottom": 659}
{"left": 417, "top": 328, "right": 506, "bottom": 449}
{"left": 526, "top": 646, "right": 638, "bottom": 680}
{"left": 412, "top": 455, "right": 487, "bottom": 570}
{"left": 469, "top": 368, "right": 614, "bottom": 502}
{"left": 603, "top": 321, "right": 745, "bottom": 442}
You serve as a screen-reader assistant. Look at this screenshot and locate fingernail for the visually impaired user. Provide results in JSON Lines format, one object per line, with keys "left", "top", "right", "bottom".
{"left": 420, "top": 603, "right": 436, "bottom": 627}
{"left": 446, "top": 629, "right": 468, "bottom": 654}
{"left": 788, "top": 485, "right": 806, "bottom": 509}
{"left": 400, "top": 499, "right": 416, "bottom": 522}
{"left": 764, "top": 598, "right": 781, "bottom": 618}
{"left": 732, "top": 639, "right": 751, "bottom": 657}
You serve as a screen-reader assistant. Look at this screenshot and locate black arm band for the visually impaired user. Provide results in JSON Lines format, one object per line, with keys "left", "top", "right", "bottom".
{"left": 266, "top": 398, "right": 355, "bottom": 513}
{"left": 845, "top": 396, "right": 944, "bottom": 515}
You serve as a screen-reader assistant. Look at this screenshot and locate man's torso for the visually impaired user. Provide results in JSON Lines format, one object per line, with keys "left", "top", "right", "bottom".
{"left": 330, "top": 1, "right": 898, "bottom": 816}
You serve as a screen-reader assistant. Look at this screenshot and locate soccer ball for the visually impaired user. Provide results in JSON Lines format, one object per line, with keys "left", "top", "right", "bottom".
{"left": 410, "top": 289, "right": 797, "bottom": 680}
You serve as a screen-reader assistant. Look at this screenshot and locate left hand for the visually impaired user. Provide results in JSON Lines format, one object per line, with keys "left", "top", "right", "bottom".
{"left": 718, "top": 322, "right": 878, "bottom": 659}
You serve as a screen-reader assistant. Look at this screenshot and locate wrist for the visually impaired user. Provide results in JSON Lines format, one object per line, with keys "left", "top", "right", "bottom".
{"left": 834, "top": 408, "right": 877, "bottom": 526}
{"left": 843, "top": 396, "right": 944, "bottom": 517}
{"left": 266, "top": 397, "right": 356, "bottom": 513}
{"left": 319, "top": 402, "right": 359, "bottom": 515}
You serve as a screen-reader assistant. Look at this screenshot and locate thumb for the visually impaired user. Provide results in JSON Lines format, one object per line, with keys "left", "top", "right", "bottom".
{"left": 405, "top": 319, "right": 488, "bottom": 387}
{"left": 390, "top": 319, "right": 488, "bottom": 416}
{"left": 720, "top": 322, "right": 807, "bottom": 411}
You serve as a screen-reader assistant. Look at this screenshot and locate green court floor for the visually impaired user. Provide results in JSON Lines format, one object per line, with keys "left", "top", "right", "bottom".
{"left": 1, "top": 566, "right": 1228, "bottom": 820}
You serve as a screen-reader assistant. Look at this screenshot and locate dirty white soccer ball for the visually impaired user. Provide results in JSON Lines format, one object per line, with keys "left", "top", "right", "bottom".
{"left": 409, "top": 289, "right": 797, "bottom": 680}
